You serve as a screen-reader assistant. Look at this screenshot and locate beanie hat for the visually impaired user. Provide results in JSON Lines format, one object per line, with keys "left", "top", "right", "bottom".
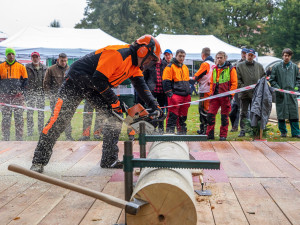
{"left": 5, "top": 48, "right": 16, "bottom": 57}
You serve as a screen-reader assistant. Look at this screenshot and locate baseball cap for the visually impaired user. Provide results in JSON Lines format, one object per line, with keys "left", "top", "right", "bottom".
{"left": 31, "top": 52, "right": 40, "bottom": 57}
{"left": 241, "top": 48, "right": 248, "bottom": 53}
{"left": 163, "top": 49, "right": 172, "bottom": 55}
{"left": 247, "top": 48, "right": 256, "bottom": 54}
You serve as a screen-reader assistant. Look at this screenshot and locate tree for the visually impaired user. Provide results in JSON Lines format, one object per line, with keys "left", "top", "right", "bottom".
{"left": 267, "top": 0, "right": 300, "bottom": 61}
{"left": 76, "top": 0, "right": 169, "bottom": 43}
{"left": 219, "top": 0, "right": 275, "bottom": 54}
{"left": 75, "top": 0, "right": 276, "bottom": 54}
{"left": 50, "top": 19, "right": 61, "bottom": 28}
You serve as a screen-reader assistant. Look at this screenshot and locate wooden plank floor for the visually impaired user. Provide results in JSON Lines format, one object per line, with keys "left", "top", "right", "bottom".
{"left": 1, "top": 141, "right": 300, "bottom": 225}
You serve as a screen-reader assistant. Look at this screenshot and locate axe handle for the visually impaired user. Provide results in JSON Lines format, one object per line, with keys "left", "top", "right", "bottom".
{"left": 8, "top": 164, "right": 128, "bottom": 210}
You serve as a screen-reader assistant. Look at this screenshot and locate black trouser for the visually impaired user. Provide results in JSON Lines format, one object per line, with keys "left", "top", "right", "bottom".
{"left": 32, "top": 78, "right": 122, "bottom": 166}
{"left": 152, "top": 92, "right": 166, "bottom": 132}
{"left": 198, "top": 93, "right": 209, "bottom": 134}
{"left": 0, "top": 93, "right": 25, "bottom": 141}
{"left": 50, "top": 95, "right": 73, "bottom": 139}
{"left": 26, "top": 94, "right": 45, "bottom": 135}
{"left": 81, "top": 100, "right": 104, "bottom": 137}
{"left": 239, "top": 97, "right": 251, "bottom": 132}
{"left": 229, "top": 94, "right": 240, "bottom": 129}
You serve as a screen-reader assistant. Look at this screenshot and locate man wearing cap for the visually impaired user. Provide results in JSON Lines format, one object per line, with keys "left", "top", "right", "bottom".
{"left": 229, "top": 48, "right": 248, "bottom": 132}
{"left": 43, "top": 53, "right": 74, "bottom": 141}
{"left": 269, "top": 48, "right": 300, "bottom": 138}
{"left": 236, "top": 48, "right": 265, "bottom": 137}
{"left": 238, "top": 48, "right": 248, "bottom": 64}
{"left": 0, "top": 48, "right": 28, "bottom": 141}
{"left": 25, "top": 52, "right": 47, "bottom": 136}
{"left": 163, "top": 49, "right": 173, "bottom": 65}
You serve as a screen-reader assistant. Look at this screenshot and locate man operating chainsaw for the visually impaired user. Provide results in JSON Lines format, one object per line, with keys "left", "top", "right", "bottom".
{"left": 30, "top": 35, "right": 163, "bottom": 172}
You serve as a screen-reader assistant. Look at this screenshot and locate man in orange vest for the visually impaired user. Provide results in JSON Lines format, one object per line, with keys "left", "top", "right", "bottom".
{"left": 163, "top": 49, "right": 191, "bottom": 134}
{"left": 206, "top": 51, "right": 238, "bottom": 141}
{"left": 0, "top": 48, "right": 28, "bottom": 141}
{"left": 30, "top": 35, "right": 163, "bottom": 172}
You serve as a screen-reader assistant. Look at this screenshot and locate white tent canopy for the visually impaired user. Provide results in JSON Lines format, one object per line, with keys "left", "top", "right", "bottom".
{"left": 0, "top": 26, "right": 126, "bottom": 58}
{"left": 156, "top": 34, "right": 242, "bottom": 61}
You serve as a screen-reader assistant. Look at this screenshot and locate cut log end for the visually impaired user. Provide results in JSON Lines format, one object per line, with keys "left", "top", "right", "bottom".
{"left": 127, "top": 182, "right": 197, "bottom": 225}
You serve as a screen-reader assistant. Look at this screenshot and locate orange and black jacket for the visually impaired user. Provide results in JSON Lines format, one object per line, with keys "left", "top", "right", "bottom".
{"left": 67, "top": 44, "right": 157, "bottom": 106}
{"left": 0, "top": 61, "right": 28, "bottom": 94}
{"left": 162, "top": 58, "right": 190, "bottom": 96}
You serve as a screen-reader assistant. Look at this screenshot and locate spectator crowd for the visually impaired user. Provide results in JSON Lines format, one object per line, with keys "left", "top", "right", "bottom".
{"left": 0, "top": 45, "right": 299, "bottom": 142}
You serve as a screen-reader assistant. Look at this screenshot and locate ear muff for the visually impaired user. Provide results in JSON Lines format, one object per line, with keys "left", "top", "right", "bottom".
{"left": 136, "top": 38, "right": 156, "bottom": 58}
{"left": 137, "top": 45, "right": 148, "bottom": 58}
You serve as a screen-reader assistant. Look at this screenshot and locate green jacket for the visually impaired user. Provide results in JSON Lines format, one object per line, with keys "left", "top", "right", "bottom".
{"left": 237, "top": 60, "right": 265, "bottom": 99}
{"left": 269, "top": 61, "right": 300, "bottom": 120}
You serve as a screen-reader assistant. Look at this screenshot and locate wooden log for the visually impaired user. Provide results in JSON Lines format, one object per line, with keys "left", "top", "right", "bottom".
{"left": 127, "top": 141, "right": 197, "bottom": 225}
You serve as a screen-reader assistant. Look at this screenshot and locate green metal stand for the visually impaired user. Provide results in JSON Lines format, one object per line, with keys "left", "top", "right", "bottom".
{"left": 120, "top": 122, "right": 220, "bottom": 225}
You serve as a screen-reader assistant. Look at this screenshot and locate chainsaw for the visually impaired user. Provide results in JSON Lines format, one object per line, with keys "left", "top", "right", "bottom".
{"left": 112, "top": 103, "right": 165, "bottom": 134}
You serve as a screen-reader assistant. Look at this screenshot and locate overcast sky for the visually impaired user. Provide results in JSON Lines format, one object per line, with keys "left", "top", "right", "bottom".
{"left": 0, "top": 0, "right": 87, "bottom": 37}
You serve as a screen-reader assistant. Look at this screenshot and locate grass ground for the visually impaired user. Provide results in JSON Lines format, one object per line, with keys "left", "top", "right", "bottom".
{"left": 0, "top": 96, "right": 297, "bottom": 142}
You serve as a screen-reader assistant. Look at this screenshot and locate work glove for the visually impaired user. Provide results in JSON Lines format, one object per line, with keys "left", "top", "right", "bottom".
{"left": 148, "top": 104, "right": 164, "bottom": 119}
{"left": 111, "top": 99, "right": 122, "bottom": 114}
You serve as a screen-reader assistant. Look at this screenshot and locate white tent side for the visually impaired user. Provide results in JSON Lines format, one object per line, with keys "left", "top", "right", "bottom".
{"left": 0, "top": 26, "right": 127, "bottom": 58}
{"left": 156, "top": 34, "right": 242, "bottom": 61}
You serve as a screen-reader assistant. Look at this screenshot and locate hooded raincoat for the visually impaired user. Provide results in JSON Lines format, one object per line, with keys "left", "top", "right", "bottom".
{"left": 269, "top": 61, "right": 300, "bottom": 120}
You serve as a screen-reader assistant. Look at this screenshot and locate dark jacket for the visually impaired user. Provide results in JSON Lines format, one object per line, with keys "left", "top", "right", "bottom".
{"left": 237, "top": 60, "right": 265, "bottom": 99}
{"left": 250, "top": 77, "right": 273, "bottom": 129}
{"left": 143, "top": 59, "right": 166, "bottom": 92}
{"left": 0, "top": 60, "right": 28, "bottom": 94}
{"left": 26, "top": 63, "right": 47, "bottom": 96}
{"left": 162, "top": 58, "right": 190, "bottom": 96}
{"left": 269, "top": 61, "right": 300, "bottom": 120}
{"left": 43, "top": 62, "right": 69, "bottom": 95}
{"left": 66, "top": 44, "right": 157, "bottom": 107}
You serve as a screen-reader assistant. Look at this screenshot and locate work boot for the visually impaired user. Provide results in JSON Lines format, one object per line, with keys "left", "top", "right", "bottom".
{"left": 238, "top": 131, "right": 245, "bottom": 137}
{"left": 78, "top": 136, "right": 90, "bottom": 141}
{"left": 66, "top": 136, "right": 75, "bottom": 141}
{"left": 128, "top": 135, "right": 135, "bottom": 141}
{"left": 30, "top": 164, "right": 44, "bottom": 173}
{"left": 94, "top": 135, "right": 101, "bottom": 140}
{"left": 100, "top": 160, "right": 123, "bottom": 169}
{"left": 292, "top": 135, "right": 300, "bottom": 138}
{"left": 197, "top": 129, "right": 204, "bottom": 135}
{"left": 219, "top": 137, "right": 226, "bottom": 141}
{"left": 230, "top": 127, "right": 238, "bottom": 132}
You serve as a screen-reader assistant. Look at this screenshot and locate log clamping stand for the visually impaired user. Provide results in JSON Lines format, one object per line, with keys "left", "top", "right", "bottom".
{"left": 119, "top": 122, "right": 221, "bottom": 225}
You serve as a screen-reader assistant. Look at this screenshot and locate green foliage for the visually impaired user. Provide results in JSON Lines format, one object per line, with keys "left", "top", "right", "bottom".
{"left": 49, "top": 19, "right": 61, "bottom": 28}
{"left": 267, "top": 0, "right": 300, "bottom": 61}
{"left": 75, "top": 0, "right": 277, "bottom": 53}
{"left": 243, "top": 119, "right": 273, "bottom": 138}
{"left": 221, "top": 0, "right": 275, "bottom": 54}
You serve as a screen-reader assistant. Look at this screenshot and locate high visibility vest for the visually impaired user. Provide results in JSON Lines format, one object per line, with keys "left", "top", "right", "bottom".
{"left": 212, "top": 67, "right": 231, "bottom": 94}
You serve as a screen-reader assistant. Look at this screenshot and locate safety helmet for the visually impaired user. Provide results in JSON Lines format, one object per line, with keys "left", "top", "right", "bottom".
{"left": 135, "top": 35, "right": 161, "bottom": 61}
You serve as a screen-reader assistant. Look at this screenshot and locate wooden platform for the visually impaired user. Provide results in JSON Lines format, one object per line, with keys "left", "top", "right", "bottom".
{"left": 1, "top": 140, "right": 300, "bottom": 225}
